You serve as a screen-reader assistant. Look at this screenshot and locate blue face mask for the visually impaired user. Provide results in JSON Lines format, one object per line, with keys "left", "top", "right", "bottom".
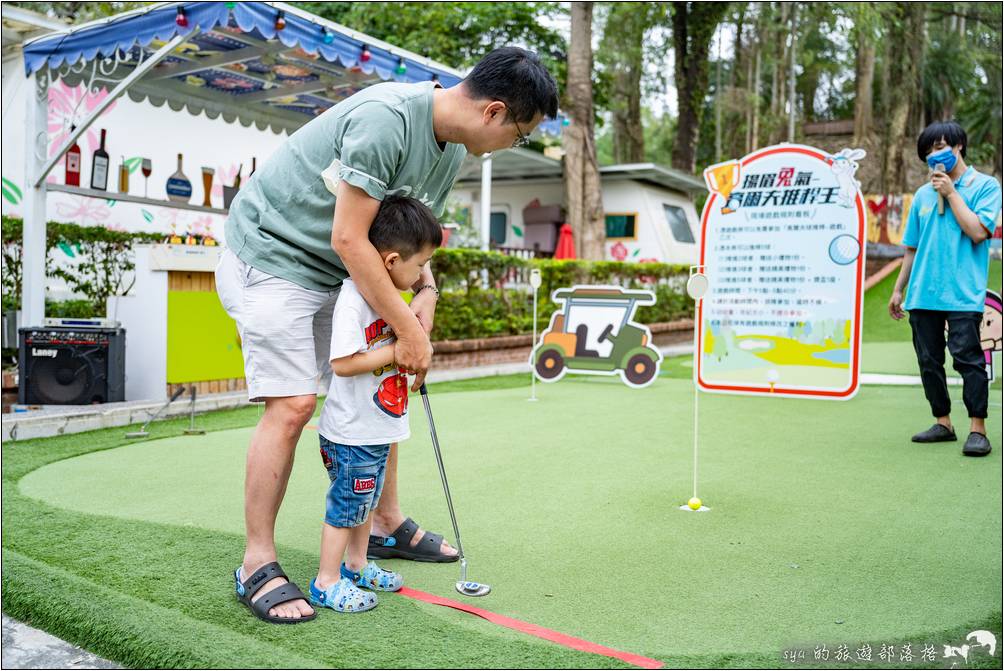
{"left": 927, "top": 147, "right": 957, "bottom": 173}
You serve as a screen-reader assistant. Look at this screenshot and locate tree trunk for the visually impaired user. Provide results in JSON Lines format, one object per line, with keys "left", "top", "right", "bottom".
{"left": 769, "top": 2, "right": 789, "bottom": 144}
{"left": 745, "top": 32, "right": 755, "bottom": 153}
{"left": 731, "top": 5, "right": 746, "bottom": 89}
{"left": 787, "top": 3, "right": 797, "bottom": 141}
{"left": 670, "top": 1, "right": 729, "bottom": 172}
{"left": 563, "top": 2, "right": 605, "bottom": 260}
{"left": 881, "top": 3, "right": 926, "bottom": 194}
{"left": 751, "top": 45, "right": 762, "bottom": 150}
{"left": 603, "top": 3, "right": 647, "bottom": 164}
{"left": 852, "top": 40, "right": 875, "bottom": 146}
{"left": 612, "top": 72, "right": 645, "bottom": 164}
{"left": 714, "top": 28, "right": 722, "bottom": 161}
{"left": 749, "top": 8, "right": 763, "bottom": 152}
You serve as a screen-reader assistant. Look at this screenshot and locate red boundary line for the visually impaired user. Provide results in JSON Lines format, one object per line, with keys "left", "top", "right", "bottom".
{"left": 397, "top": 586, "right": 665, "bottom": 669}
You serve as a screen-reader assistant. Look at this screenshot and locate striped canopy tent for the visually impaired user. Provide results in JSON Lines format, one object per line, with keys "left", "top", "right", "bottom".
{"left": 17, "top": 1, "right": 466, "bottom": 327}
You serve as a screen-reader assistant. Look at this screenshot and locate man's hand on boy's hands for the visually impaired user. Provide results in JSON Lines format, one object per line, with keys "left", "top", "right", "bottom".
{"left": 410, "top": 290, "right": 438, "bottom": 335}
{"left": 396, "top": 325, "right": 433, "bottom": 391}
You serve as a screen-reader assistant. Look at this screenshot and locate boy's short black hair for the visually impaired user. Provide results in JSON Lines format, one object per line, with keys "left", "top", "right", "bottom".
{"left": 917, "top": 120, "right": 968, "bottom": 162}
{"left": 463, "top": 47, "right": 559, "bottom": 124}
{"left": 369, "top": 196, "right": 442, "bottom": 258}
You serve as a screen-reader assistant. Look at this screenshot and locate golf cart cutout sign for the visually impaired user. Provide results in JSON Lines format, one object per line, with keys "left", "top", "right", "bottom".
{"left": 532, "top": 285, "right": 663, "bottom": 388}
{"left": 697, "top": 144, "right": 867, "bottom": 399}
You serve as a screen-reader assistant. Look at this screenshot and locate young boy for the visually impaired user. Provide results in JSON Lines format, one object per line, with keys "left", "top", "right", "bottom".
{"left": 309, "top": 196, "right": 443, "bottom": 612}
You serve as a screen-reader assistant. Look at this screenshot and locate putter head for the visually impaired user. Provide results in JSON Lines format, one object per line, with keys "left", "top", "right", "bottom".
{"left": 456, "top": 580, "right": 491, "bottom": 597}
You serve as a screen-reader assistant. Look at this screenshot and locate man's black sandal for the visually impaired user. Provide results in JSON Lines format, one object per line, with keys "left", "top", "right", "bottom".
{"left": 234, "top": 561, "right": 316, "bottom": 624}
{"left": 367, "top": 517, "right": 459, "bottom": 563}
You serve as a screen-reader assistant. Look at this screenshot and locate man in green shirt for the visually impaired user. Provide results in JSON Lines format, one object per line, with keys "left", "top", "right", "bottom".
{"left": 217, "top": 47, "right": 558, "bottom": 623}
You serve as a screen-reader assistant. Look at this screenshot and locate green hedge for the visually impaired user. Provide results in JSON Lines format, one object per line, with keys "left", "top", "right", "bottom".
{"left": 429, "top": 249, "right": 693, "bottom": 340}
{"left": 2, "top": 215, "right": 161, "bottom": 314}
{"left": 3, "top": 216, "right": 693, "bottom": 339}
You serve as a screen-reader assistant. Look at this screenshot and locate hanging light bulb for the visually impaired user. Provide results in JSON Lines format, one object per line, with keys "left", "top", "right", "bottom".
{"left": 360, "top": 45, "right": 372, "bottom": 63}
{"left": 274, "top": 10, "right": 286, "bottom": 30}
{"left": 322, "top": 27, "right": 334, "bottom": 45}
{"left": 395, "top": 58, "right": 407, "bottom": 76}
{"left": 175, "top": 6, "right": 188, "bottom": 27}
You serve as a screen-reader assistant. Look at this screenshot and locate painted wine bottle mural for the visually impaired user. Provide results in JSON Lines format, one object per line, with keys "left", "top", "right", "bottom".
{"left": 90, "top": 128, "right": 109, "bottom": 191}
{"left": 65, "top": 125, "right": 81, "bottom": 187}
{"left": 166, "top": 153, "right": 192, "bottom": 203}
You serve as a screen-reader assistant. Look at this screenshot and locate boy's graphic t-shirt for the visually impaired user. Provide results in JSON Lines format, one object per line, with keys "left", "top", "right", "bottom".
{"left": 318, "top": 279, "right": 410, "bottom": 446}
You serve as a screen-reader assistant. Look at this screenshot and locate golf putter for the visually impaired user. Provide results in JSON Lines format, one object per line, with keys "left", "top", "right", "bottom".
{"left": 125, "top": 386, "right": 186, "bottom": 438}
{"left": 184, "top": 385, "right": 205, "bottom": 435}
{"left": 418, "top": 383, "right": 491, "bottom": 596}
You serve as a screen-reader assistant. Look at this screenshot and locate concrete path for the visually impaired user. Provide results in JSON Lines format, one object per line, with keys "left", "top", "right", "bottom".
{"left": 2, "top": 615, "right": 120, "bottom": 669}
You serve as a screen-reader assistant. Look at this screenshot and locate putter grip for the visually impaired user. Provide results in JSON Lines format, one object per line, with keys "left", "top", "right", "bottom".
{"left": 169, "top": 386, "right": 186, "bottom": 402}
{"left": 419, "top": 383, "right": 428, "bottom": 396}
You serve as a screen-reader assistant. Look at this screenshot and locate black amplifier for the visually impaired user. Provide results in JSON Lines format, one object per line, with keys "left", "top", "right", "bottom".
{"left": 18, "top": 326, "right": 126, "bottom": 405}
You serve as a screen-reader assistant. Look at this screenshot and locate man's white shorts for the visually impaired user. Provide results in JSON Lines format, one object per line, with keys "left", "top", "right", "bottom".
{"left": 215, "top": 249, "right": 338, "bottom": 402}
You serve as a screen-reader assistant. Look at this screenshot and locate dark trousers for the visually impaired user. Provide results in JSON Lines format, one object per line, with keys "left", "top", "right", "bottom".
{"left": 908, "top": 309, "right": 988, "bottom": 419}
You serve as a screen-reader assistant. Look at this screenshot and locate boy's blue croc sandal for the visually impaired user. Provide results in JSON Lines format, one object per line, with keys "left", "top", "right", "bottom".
{"left": 233, "top": 561, "right": 317, "bottom": 624}
{"left": 351, "top": 561, "right": 404, "bottom": 592}
{"left": 309, "top": 577, "right": 377, "bottom": 613}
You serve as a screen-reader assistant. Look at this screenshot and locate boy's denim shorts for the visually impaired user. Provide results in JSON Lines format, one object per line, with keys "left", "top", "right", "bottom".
{"left": 319, "top": 436, "right": 391, "bottom": 528}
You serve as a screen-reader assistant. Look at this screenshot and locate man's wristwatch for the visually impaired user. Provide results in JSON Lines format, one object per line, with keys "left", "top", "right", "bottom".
{"left": 415, "top": 284, "right": 440, "bottom": 299}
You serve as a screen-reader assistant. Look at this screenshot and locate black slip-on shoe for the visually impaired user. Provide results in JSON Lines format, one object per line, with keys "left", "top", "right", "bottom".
{"left": 962, "top": 432, "right": 992, "bottom": 457}
{"left": 911, "top": 424, "right": 957, "bottom": 443}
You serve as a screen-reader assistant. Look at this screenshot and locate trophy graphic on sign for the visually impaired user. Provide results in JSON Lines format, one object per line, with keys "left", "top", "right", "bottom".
{"left": 704, "top": 160, "right": 741, "bottom": 215}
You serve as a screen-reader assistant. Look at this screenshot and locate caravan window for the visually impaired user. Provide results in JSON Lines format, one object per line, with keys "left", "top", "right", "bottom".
{"left": 490, "top": 211, "right": 507, "bottom": 246}
{"left": 663, "top": 204, "right": 695, "bottom": 243}
{"left": 605, "top": 213, "right": 637, "bottom": 239}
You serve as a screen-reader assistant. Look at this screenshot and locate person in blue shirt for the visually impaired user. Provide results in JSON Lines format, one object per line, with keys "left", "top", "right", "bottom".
{"left": 889, "top": 120, "right": 1002, "bottom": 456}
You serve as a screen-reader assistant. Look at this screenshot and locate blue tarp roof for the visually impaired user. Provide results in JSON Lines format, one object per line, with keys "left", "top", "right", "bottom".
{"left": 22, "top": 1, "right": 465, "bottom": 133}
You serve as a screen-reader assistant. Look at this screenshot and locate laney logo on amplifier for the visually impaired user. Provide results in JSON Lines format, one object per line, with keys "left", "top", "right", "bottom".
{"left": 31, "top": 348, "right": 57, "bottom": 358}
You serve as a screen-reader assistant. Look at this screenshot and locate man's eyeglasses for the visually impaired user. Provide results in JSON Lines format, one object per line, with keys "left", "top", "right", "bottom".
{"left": 504, "top": 104, "right": 532, "bottom": 149}
{"left": 512, "top": 117, "right": 531, "bottom": 149}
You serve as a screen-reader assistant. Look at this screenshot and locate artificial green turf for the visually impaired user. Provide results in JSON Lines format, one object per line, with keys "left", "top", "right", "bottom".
{"left": 862, "top": 268, "right": 912, "bottom": 343}
{"left": 4, "top": 263, "right": 1003, "bottom": 668}
{"left": 2, "top": 396, "right": 629, "bottom": 669}
{"left": 7, "top": 376, "right": 1002, "bottom": 668}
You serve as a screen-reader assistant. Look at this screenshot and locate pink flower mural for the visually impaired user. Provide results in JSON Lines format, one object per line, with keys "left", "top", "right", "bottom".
{"left": 53, "top": 195, "right": 112, "bottom": 225}
{"left": 189, "top": 214, "right": 214, "bottom": 237}
{"left": 610, "top": 241, "right": 629, "bottom": 261}
{"left": 47, "top": 81, "right": 117, "bottom": 160}
{"left": 213, "top": 162, "right": 241, "bottom": 200}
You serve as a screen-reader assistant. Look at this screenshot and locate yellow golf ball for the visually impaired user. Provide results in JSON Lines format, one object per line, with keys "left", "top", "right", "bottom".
{"left": 688, "top": 497, "right": 702, "bottom": 510}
